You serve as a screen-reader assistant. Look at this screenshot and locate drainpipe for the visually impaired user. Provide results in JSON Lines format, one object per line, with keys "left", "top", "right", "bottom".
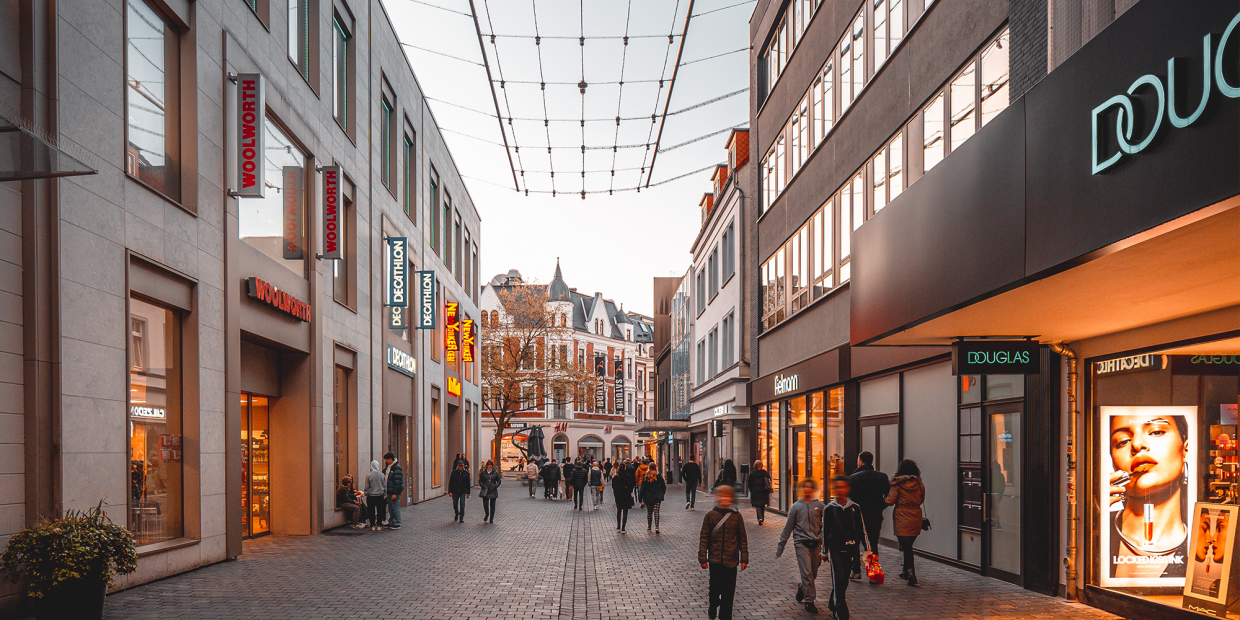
{"left": 1050, "top": 342, "right": 1078, "bottom": 601}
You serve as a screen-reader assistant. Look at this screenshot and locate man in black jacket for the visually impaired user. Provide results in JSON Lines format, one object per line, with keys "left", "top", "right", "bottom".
{"left": 383, "top": 452, "right": 404, "bottom": 530}
{"left": 541, "top": 460, "right": 561, "bottom": 500}
{"left": 681, "top": 457, "right": 702, "bottom": 510}
{"left": 448, "top": 462, "right": 471, "bottom": 522}
{"left": 562, "top": 458, "right": 576, "bottom": 502}
{"left": 820, "top": 476, "right": 864, "bottom": 620}
{"left": 847, "top": 451, "right": 889, "bottom": 578}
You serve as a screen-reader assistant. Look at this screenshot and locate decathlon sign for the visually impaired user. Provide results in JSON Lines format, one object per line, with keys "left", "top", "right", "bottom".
{"left": 388, "top": 237, "right": 408, "bottom": 330}
{"left": 235, "top": 73, "right": 265, "bottom": 197}
{"left": 416, "top": 271, "right": 435, "bottom": 329}
{"left": 1092, "top": 11, "right": 1240, "bottom": 174}
{"left": 387, "top": 344, "right": 416, "bottom": 378}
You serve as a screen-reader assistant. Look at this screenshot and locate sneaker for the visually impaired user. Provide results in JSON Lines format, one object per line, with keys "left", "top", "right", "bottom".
{"left": 655, "top": 527, "right": 660, "bottom": 533}
{"left": 648, "top": 526, "right": 652, "bottom": 532}
{"left": 797, "top": 585, "right": 805, "bottom": 602}
{"left": 389, "top": 525, "right": 401, "bottom": 530}
{"left": 805, "top": 602, "right": 819, "bottom": 614}
{"left": 686, "top": 502, "right": 691, "bottom": 509}
{"left": 849, "top": 571, "right": 862, "bottom": 581}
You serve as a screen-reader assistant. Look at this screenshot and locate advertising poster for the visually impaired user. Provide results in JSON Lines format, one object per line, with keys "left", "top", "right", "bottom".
{"left": 1100, "top": 406, "right": 1198, "bottom": 588}
{"left": 1183, "top": 503, "right": 1240, "bottom": 615}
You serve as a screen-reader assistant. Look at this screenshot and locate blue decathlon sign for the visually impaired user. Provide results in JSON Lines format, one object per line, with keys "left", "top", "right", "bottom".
{"left": 415, "top": 270, "right": 436, "bottom": 329}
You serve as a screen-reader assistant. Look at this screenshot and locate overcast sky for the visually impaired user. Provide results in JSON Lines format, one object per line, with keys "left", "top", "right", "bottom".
{"left": 385, "top": 0, "right": 752, "bottom": 315}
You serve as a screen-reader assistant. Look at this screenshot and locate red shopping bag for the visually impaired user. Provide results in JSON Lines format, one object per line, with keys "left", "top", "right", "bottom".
{"left": 863, "top": 552, "right": 886, "bottom": 585}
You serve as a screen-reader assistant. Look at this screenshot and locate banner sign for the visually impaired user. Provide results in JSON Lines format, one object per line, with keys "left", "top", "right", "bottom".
{"left": 1171, "top": 355, "right": 1240, "bottom": 376}
{"left": 321, "top": 165, "right": 342, "bottom": 259}
{"left": 388, "top": 237, "right": 408, "bottom": 330}
{"left": 594, "top": 354, "right": 606, "bottom": 411}
{"left": 281, "top": 166, "right": 303, "bottom": 259}
{"left": 386, "top": 344, "right": 416, "bottom": 378}
{"left": 614, "top": 358, "right": 624, "bottom": 413}
{"left": 445, "top": 302, "right": 460, "bottom": 364}
{"left": 247, "top": 276, "right": 311, "bottom": 322}
{"left": 1183, "top": 503, "right": 1240, "bottom": 615}
{"left": 416, "top": 271, "right": 436, "bottom": 329}
{"left": 461, "top": 319, "right": 475, "bottom": 363}
{"left": 1099, "top": 405, "right": 1197, "bottom": 588}
{"left": 951, "top": 340, "right": 1040, "bottom": 375}
{"left": 235, "top": 73, "right": 264, "bottom": 197}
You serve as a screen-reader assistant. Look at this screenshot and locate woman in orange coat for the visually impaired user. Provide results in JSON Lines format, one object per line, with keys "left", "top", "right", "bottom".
{"left": 885, "top": 459, "right": 926, "bottom": 587}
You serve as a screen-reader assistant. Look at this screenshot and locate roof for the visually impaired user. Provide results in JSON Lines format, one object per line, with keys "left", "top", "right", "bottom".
{"left": 549, "top": 260, "right": 572, "bottom": 302}
{"left": 490, "top": 262, "right": 644, "bottom": 341}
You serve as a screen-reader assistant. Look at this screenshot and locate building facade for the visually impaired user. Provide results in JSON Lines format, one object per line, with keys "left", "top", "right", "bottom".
{"left": 646, "top": 274, "right": 687, "bottom": 474}
{"left": 479, "top": 265, "right": 648, "bottom": 467}
{"left": 0, "top": 0, "right": 480, "bottom": 613}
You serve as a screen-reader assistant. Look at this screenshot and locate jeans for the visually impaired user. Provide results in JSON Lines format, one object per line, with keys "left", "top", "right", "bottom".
{"left": 565, "top": 481, "right": 573, "bottom": 500}
{"left": 544, "top": 481, "right": 555, "bottom": 499}
{"left": 897, "top": 535, "right": 919, "bottom": 573}
{"left": 708, "top": 563, "right": 738, "bottom": 620}
{"left": 452, "top": 493, "right": 467, "bottom": 520}
{"left": 795, "top": 542, "right": 822, "bottom": 604}
{"left": 861, "top": 511, "right": 884, "bottom": 553}
{"left": 387, "top": 496, "right": 402, "bottom": 527}
{"left": 340, "top": 502, "right": 362, "bottom": 525}
{"left": 826, "top": 547, "right": 858, "bottom": 620}
{"left": 366, "top": 495, "right": 386, "bottom": 527}
{"left": 685, "top": 482, "right": 698, "bottom": 508}
{"left": 755, "top": 505, "right": 766, "bottom": 523}
{"left": 646, "top": 503, "right": 661, "bottom": 529}
{"left": 574, "top": 487, "right": 586, "bottom": 509}
{"left": 594, "top": 486, "right": 604, "bottom": 505}
{"left": 482, "top": 497, "right": 497, "bottom": 520}
{"left": 616, "top": 508, "right": 629, "bottom": 531}
{"left": 529, "top": 478, "right": 537, "bottom": 496}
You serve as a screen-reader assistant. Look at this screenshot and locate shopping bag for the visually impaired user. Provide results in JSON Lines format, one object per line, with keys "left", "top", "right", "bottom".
{"left": 863, "top": 552, "right": 886, "bottom": 585}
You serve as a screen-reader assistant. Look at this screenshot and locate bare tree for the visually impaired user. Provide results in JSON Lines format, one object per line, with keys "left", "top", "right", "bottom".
{"left": 480, "top": 284, "right": 596, "bottom": 465}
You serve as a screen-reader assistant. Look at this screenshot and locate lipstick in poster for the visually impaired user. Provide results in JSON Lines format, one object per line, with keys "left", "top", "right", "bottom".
{"left": 1144, "top": 504, "right": 1154, "bottom": 543}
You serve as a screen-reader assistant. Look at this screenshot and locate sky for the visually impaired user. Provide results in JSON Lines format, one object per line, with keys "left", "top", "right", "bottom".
{"left": 384, "top": 0, "right": 753, "bottom": 316}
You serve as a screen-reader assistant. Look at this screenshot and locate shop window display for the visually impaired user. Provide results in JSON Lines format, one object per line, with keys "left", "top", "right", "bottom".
{"left": 128, "top": 296, "right": 183, "bottom": 546}
{"left": 240, "top": 393, "right": 271, "bottom": 538}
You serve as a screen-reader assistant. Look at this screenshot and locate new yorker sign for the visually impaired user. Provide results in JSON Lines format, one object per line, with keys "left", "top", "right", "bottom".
{"left": 952, "top": 340, "right": 1040, "bottom": 376}
{"left": 1092, "top": 10, "right": 1240, "bottom": 174}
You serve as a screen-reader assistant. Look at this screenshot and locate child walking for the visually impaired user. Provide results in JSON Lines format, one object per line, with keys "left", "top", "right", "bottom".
{"left": 777, "top": 478, "right": 826, "bottom": 613}
{"left": 821, "top": 475, "right": 864, "bottom": 620}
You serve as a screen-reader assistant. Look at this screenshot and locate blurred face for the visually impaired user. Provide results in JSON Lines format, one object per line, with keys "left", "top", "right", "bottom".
{"left": 1110, "top": 415, "right": 1187, "bottom": 492}
{"left": 716, "top": 488, "right": 734, "bottom": 510}
{"left": 832, "top": 480, "right": 851, "bottom": 500}
{"left": 800, "top": 481, "right": 818, "bottom": 501}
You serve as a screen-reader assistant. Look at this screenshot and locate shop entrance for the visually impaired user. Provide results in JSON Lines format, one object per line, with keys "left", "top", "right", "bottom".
{"left": 958, "top": 374, "right": 1024, "bottom": 586}
{"left": 389, "top": 414, "right": 410, "bottom": 504}
{"left": 240, "top": 392, "right": 272, "bottom": 538}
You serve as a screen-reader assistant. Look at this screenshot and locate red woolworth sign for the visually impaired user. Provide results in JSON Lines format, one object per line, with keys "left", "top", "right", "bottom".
{"left": 321, "top": 165, "right": 342, "bottom": 260}
{"left": 247, "top": 277, "right": 311, "bottom": 322}
{"left": 445, "top": 302, "right": 460, "bottom": 363}
{"left": 235, "top": 73, "right": 264, "bottom": 197}
{"left": 460, "top": 318, "right": 475, "bottom": 363}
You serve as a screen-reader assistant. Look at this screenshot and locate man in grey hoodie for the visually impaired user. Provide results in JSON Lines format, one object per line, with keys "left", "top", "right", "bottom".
{"left": 776, "top": 478, "right": 826, "bottom": 614}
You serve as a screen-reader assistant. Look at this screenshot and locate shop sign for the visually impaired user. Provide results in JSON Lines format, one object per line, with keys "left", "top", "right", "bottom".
{"left": 130, "top": 406, "right": 165, "bottom": 420}
{"left": 594, "top": 354, "right": 607, "bottom": 410}
{"left": 951, "top": 340, "right": 1039, "bottom": 375}
{"left": 235, "top": 73, "right": 264, "bottom": 197}
{"left": 1183, "top": 503, "right": 1240, "bottom": 615}
{"left": 712, "top": 419, "right": 724, "bottom": 438}
{"left": 1096, "top": 354, "right": 1164, "bottom": 376}
{"left": 1171, "top": 354, "right": 1240, "bottom": 376}
{"left": 445, "top": 302, "right": 460, "bottom": 363}
{"left": 1092, "top": 10, "right": 1240, "bottom": 174}
{"left": 604, "top": 425, "right": 612, "bottom": 434}
{"left": 447, "top": 376, "right": 461, "bottom": 398}
{"left": 281, "top": 166, "right": 303, "bottom": 259}
{"left": 613, "top": 358, "right": 624, "bottom": 413}
{"left": 159, "top": 434, "right": 182, "bottom": 463}
{"left": 247, "top": 276, "right": 311, "bottom": 322}
{"left": 416, "top": 271, "right": 436, "bottom": 329}
{"left": 713, "top": 405, "right": 729, "bottom": 417}
{"left": 773, "top": 373, "right": 799, "bottom": 396}
{"left": 321, "top": 165, "right": 342, "bottom": 260}
{"left": 461, "top": 319, "right": 475, "bottom": 363}
{"left": 1099, "top": 405, "right": 1197, "bottom": 589}
{"left": 388, "top": 237, "right": 408, "bottom": 330}
{"left": 387, "top": 344, "right": 416, "bottom": 378}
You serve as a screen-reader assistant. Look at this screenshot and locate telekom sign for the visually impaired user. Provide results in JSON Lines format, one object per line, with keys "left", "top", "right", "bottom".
{"left": 235, "top": 73, "right": 264, "bottom": 197}
{"left": 321, "top": 166, "right": 342, "bottom": 260}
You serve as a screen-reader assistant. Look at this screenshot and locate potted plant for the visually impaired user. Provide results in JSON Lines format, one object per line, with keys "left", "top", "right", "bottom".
{"left": 2, "top": 502, "right": 138, "bottom": 620}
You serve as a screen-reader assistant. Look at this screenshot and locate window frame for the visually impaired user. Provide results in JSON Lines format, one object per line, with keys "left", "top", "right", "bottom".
{"left": 331, "top": 7, "right": 356, "bottom": 139}
{"left": 402, "top": 123, "right": 416, "bottom": 223}
{"left": 430, "top": 168, "right": 440, "bottom": 254}
{"left": 287, "top": 0, "right": 320, "bottom": 90}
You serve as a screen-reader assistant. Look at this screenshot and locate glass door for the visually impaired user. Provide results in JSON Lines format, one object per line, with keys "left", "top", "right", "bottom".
{"left": 240, "top": 393, "right": 271, "bottom": 538}
{"left": 790, "top": 428, "right": 808, "bottom": 503}
{"left": 985, "top": 403, "right": 1021, "bottom": 583}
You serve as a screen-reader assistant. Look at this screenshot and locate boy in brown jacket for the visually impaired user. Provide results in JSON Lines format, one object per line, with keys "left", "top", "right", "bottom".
{"left": 699, "top": 485, "right": 749, "bottom": 620}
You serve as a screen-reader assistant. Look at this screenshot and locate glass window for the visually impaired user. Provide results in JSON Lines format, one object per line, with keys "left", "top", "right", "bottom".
{"left": 839, "top": 34, "right": 853, "bottom": 113}
{"left": 431, "top": 396, "right": 441, "bottom": 486}
{"left": 816, "top": 60, "right": 834, "bottom": 144}
{"left": 454, "top": 213, "right": 462, "bottom": 282}
{"left": 443, "top": 194, "right": 452, "bottom": 269}
{"left": 826, "top": 388, "right": 845, "bottom": 480}
{"left": 774, "top": 134, "right": 786, "bottom": 196}
{"left": 288, "top": 0, "right": 309, "bottom": 80}
{"left": 239, "top": 117, "right": 305, "bottom": 275}
{"left": 813, "top": 206, "right": 832, "bottom": 297}
{"left": 872, "top": 151, "right": 886, "bottom": 214}
{"left": 980, "top": 30, "right": 1010, "bottom": 128}
{"left": 950, "top": 62, "right": 977, "bottom": 151}
{"left": 889, "top": 0, "right": 905, "bottom": 53}
{"left": 849, "top": 14, "right": 866, "bottom": 108}
{"left": 128, "top": 296, "right": 183, "bottom": 546}
{"left": 381, "top": 98, "right": 393, "bottom": 188}
{"left": 239, "top": 393, "right": 270, "bottom": 537}
{"left": 430, "top": 169, "right": 440, "bottom": 253}
{"left": 888, "top": 133, "right": 904, "bottom": 203}
{"left": 125, "top": 0, "right": 178, "bottom": 198}
{"left": 332, "top": 181, "right": 352, "bottom": 304}
{"left": 873, "top": 0, "right": 888, "bottom": 73}
{"left": 761, "top": 149, "right": 776, "bottom": 214}
{"left": 795, "top": 96, "right": 809, "bottom": 172}
{"left": 850, "top": 173, "right": 865, "bottom": 233}
{"left": 923, "top": 93, "right": 945, "bottom": 173}
{"left": 810, "top": 391, "right": 825, "bottom": 485}
{"left": 960, "top": 374, "right": 981, "bottom": 404}
{"left": 332, "top": 17, "right": 351, "bottom": 126}
{"left": 403, "top": 135, "right": 415, "bottom": 221}
{"left": 769, "top": 405, "right": 781, "bottom": 499}
{"left": 985, "top": 375, "right": 1025, "bottom": 400}
{"left": 791, "top": 225, "right": 809, "bottom": 312}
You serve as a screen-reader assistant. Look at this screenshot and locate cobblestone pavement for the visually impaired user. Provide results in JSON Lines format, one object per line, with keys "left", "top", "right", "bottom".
{"left": 104, "top": 483, "right": 1125, "bottom": 619}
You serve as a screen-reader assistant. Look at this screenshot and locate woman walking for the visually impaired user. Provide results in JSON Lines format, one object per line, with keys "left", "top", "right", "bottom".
{"left": 748, "top": 460, "right": 772, "bottom": 525}
{"left": 641, "top": 468, "right": 667, "bottom": 533}
{"left": 589, "top": 462, "right": 605, "bottom": 509}
{"left": 885, "top": 459, "right": 927, "bottom": 586}
{"left": 364, "top": 460, "right": 387, "bottom": 531}
{"left": 715, "top": 459, "right": 738, "bottom": 490}
{"left": 612, "top": 464, "right": 636, "bottom": 533}
{"left": 479, "top": 460, "right": 502, "bottom": 523}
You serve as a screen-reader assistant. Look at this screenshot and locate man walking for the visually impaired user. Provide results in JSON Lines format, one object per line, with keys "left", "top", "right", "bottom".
{"left": 682, "top": 456, "right": 702, "bottom": 510}
{"left": 448, "top": 461, "right": 471, "bottom": 523}
{"left": 698, "top": 485, "right": 748, "bottom": 620}
{"left": 776, "top": 479, "right": 825, "bottom": 614}
{"left": 541, "top": 458, "right": 561, "bottom": 500}
{"left": 848, "top": 451, "right": 890, "bottom": 579}
{"left": 526, "top": 457, "right": 540, "bottom": 497}
{"left": 562, "top": 458, "right": 576, "bottom": 502}
{"left": 821, "top": 476, "right": 864, "bottom": 620}
{"left": 383, "top": 452, "right": 404, "bottom": 530}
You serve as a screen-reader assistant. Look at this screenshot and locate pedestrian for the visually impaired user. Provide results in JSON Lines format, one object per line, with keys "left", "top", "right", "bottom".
{"left": 885, "top": 459, "right": 926, "bottom": 587}
{"left": 571, "top": 460, "right": 590, "bottom": 510}
{"left": 448, "top": 461, "right": 471, "bottom": 523}
{"left": 715, "top": 459, "right": 738, "bottom": 490}
{"left": 541, "top": 458, "right": 561, "bottom": 500}
{"left": 335, "top": 475, "right": 365, "bottom": 528}
{"left": 603, "top": 459, "right": 613, "bottom": 483}
{"left": 776, "top": 478, "right": 825, "bottom": 614}
{"left": 748, "top": 460, "right": 772, "bottom": 525}
{"left": 612, "top": 463, "right": 636, "bottom": 533}
{"left": 526, "top": 457, "right": 541, "bottom": 497}
{"left": 383, "top": 452, "right": 404, "bottom": 530}
{"left": 561, "top": 458, "right": 576, "bottom": 501}
{"left": 698, "top": 485, "right": 748, "bottom": 620}
{"left": 848, "top": 451, "right": 890, "bottom": 579}
{"left": 821, "top": 475, "right": 864, "bottom": 620}
{"left": 640, "top": 467, "right": 667, "bottom": 533}
{"left": 364, "top": 460, "right": 387, "bottom": 531}
{"left": 682, "top": 456, "right": 702, "bottom": 510}
{"left": 479, "top": 460, "right": 502, "bottom": 523}
{"left": 634, "top": 460, "right": 649, "bottom": 507}
{"left": 589, "top": 462, "right": 604, "bottom": 509}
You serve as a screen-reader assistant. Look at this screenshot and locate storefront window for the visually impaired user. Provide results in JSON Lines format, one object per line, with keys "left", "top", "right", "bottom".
{"left": 810, "top": 392, "right": 825, "bottom": 485}
{"left": 128, "top": 296, "right": 183, "bottom": 546}
{"left": 612, "top": 436, "right": 631, "bottom": 461}
{"left": 239, "top": 117, "right": 306, "bottom": 276}
{"left": 985, "top": 375, "right": 1024, "bottom": 400}
{"left": 1093, "top": 346, "right": 1239, "bottom": 615}
{"left": 826, "top": 388, "right": 846, "bottom": 480}
{"left": 240, "top": 393, "right": 271, "bottom": 538}
{"left": 770, "top": 403, "right": 781, "bottom": 504}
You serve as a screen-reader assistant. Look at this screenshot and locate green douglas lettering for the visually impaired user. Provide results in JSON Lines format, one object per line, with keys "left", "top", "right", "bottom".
{"left": 1190, "top": 355, "right": 1240, "bottom": 365}
{"left": 1092, "top": 11, "right": 1240, "bottom": 174}
{"left": 966, "top": 350, "right": 1031, "bottom": 365}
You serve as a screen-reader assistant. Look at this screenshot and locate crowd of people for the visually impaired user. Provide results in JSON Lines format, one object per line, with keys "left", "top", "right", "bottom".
{"left": 334, "top": 451, "right": 405, "bottom": 531}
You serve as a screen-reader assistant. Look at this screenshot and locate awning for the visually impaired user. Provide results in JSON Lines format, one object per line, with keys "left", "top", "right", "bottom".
{"left": 0, "top": 117, "right": 97, "bottom": 181}
{"left": 610, "top": 436, "right": 630, "bottom": 444}
{"left": 578, "top": 436, "right": 604, "bottom": 446}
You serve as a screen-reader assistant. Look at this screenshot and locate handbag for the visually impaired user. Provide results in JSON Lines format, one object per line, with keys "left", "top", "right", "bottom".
{"left": 922, "top": 503, "right": 932, "bottom": 531}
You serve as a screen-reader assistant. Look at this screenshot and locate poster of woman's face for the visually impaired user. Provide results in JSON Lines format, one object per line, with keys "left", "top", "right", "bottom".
{"left": 1100, "top": 406, "right": 1197, "bottom": 588}
{"left": 1185, "top": 505, "right": 1238, "bottom": 605}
